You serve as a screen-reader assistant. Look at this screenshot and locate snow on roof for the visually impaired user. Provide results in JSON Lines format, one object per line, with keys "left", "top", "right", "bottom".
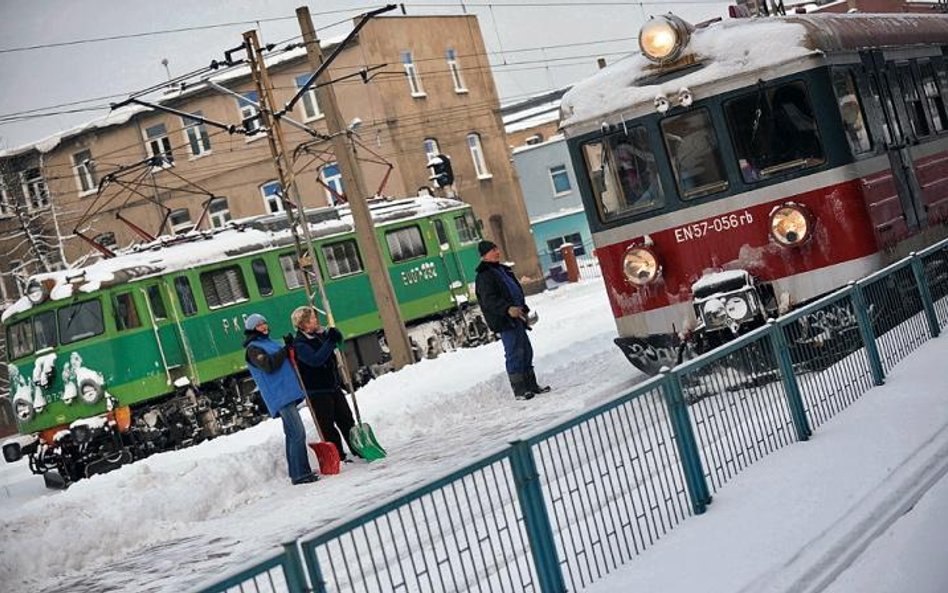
{"left": 503, "top": 99, "right": 562, "bottom": 134}
{"left": 1, "top": 195, "right": 468, "bottom": 324}
{"left": 511, "top": 133, "right": 565, "bottom": 155}
{"left": 560, "top": 18, "right": 816, "bottom": 133}
{"left": 0, "top": 105, "right": 149, "bottom": 158}
{"left": 530, "top": 206, "right": 585, "bottom": 225}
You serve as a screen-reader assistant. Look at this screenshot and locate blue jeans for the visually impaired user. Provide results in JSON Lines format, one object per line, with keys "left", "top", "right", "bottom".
{"left": 500, "top": 323, "right": 533, "bottom": 375}
{"left": 279, "top": 402, "right": 313, "bottom": 482}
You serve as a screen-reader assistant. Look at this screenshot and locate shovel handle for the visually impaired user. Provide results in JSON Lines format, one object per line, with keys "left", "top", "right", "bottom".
{"left": 288, "top": 346, "right": 329, "bottom": 443}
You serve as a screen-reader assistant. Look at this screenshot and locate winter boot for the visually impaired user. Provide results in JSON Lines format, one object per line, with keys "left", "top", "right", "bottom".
{"left": 526, "top": 369, "right": 551, "bottom": 394}
{"left": 508, "top": 373, "right": 535, "bottom": 400}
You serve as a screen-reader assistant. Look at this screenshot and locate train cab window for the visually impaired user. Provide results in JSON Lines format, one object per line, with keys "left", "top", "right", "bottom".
{"left": 454, "top": 212, "right": 479, "bottom": 243}
{"left": 58, "top": 300, "right": 105, "bottom": 344}
{"left": 898, "top": 65, "right": 930, "bottom": 138}
{"left": 113, "top": 293, "right": 142, "bottom": 330}
{"left": 919, "top": 62, "right": 947, "bottom": 133}
{"left": 251, "top": 258, "right": 273, "bottom": 297}
{"left": 322, "top": 240, "right": 363, "bottom": 279}
{"left": 147, "top": 285, "right": 167, "bottom": 320}
{"left": 279, "top": 254, "right": 305, "bottom": 290}
{"left": 874, "top": 73, "right": 903, "bottom": 144}
{"left": 386, "top": 226, "right": 427, "bottom": 262}
{"left": 725, "top": 82, "right": 823, "bottom": 184}
{"left": 583, "top": 126, "right": 664, "bottom": 222}
{"left": 174, "top": 277, "right": 198, "bottom": 316}
{"left": 7, "top": 319, "right": 34, "bottom": 358}
{"left": 433, "top": 219, "right": 449, "bottom": 248}
{"left": 831, "top": 70, "right": 873, "bottom": 155}
{"left": 200, "top": 266, "right": 249, "bottom": 309}
{"left": 662, "top": 108, "right": 728, "bottom": 198}
{"left": 33, "top": 311, "right": 57, "bottom": 350}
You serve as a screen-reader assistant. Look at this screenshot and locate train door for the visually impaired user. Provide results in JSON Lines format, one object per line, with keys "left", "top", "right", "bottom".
{"left": 862, "top": 51, "right": 929, "bottom": 242}
{"left": 139, "top": 281, "right": 189, "bottom": 387}
{"left": 432, "top": 218, "right": 465, "bottom": 305}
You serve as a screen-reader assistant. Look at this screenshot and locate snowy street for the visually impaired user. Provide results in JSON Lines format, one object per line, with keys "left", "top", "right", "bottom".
{"left": 2, "top": 276, "right": 947, "bottom": 593}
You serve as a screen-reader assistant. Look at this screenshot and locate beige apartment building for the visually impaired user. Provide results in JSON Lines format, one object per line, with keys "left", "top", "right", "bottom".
{"left": 0, "top": 14, "right": 543, "bottom": 307}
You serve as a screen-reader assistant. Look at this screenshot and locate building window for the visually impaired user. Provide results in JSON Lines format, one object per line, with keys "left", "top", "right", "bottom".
{"left": 423, "top": 138, "right": 440, "bottom": 164}
{"left": 174, "top": 276, "right": 198, "bottom": 316}
{"left": 0, "top": 179, "right": 12, "bottom": 217}
{"left": 322, "top": 240, "right": 363, "bottom": 278}
{"left": 145, "top": 123, "right": 174, "bottom": 167}
{"left": 467, "top": 133, "right": 490, "bottom": 178}
{"left": 401, "top": 51, "right": 425, "bottom": 97}
{"left": 182, "top": 112, "right": 212, "bottom": 157}
{"left": 547, "top": 233, "right": 586, "bottom": 262}
{"left": 549, "top": 164, "right": 572, "bottom": 195}
{"left": 251, "top": 258, "right": 273, "bottom": 297}
{"left": 279, "top": 253, "right": 305, "bottom": 290}
{"left": 238, "top": 91, "right": 263, "bottom": 135}
{"left": 446, "top": 48, "right": 467, "bottom": 93}
{"left": 295, "top": 74, "right": 323, "bottom": 121}
{"left": 20, "top": 168, "right": 49, "bottom": 211}
{"left": 72, "top": 149, "right": 97, "bottom": 194}
{"left": 208, "top": 197, "right": 231, "bottom": 228}
{"left": 200, "top": 266, "right": 249, "bottom": 309}
{"left": 386, "top": 226, "right": 427, "bottom": 262}
{"left": 169, "top": 208, "right": 192, "bottom": 234}
{"left": 261, "top": 181, "right": 284, "bottom": 214}
{"left": 321, "top": 163, "right": 344, "bottom": 206}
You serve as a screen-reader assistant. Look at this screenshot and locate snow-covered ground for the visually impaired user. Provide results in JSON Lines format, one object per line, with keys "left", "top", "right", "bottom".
{"left": 1, "top": 277, "right": 946, "bottom": 593}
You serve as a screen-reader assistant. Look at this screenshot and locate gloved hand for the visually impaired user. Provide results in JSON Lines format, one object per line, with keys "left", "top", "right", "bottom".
{"left": 507, "top": 306, "right": 525, "bottom": 320}
{"left": 326, "top": 327, "right": 343, "bottom": 344}
{"left": 283, "top": 333, "right": 294, "bottom": 346}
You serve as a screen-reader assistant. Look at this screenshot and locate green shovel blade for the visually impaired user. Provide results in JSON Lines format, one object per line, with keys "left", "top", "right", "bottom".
{"left": 349, "top": 423, "right": 386, "bottom": 460}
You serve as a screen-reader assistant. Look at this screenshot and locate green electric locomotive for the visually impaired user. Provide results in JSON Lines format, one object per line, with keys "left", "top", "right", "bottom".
{"left": 1, "top": 195, "right": 489, "bottom": 487}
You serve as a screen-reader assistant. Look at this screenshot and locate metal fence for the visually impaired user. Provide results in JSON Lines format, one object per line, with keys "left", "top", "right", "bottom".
{"left": 194, "top": 239, "right": 948, "bottom": 593}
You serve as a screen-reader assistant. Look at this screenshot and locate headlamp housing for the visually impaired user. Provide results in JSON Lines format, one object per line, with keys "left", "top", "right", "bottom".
{"left": 639, "top": 14, "right": 693, "bottom": 63}
{"left": 770, "top": 202, "right": 813, "bottom": 247}
{"left": 622, "top": 245, "right": 661, "bottom": 286}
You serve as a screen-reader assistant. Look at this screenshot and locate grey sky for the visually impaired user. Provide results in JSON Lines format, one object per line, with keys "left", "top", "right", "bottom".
{"left": 0, "top": 0, "right": 729, "bottom": 149}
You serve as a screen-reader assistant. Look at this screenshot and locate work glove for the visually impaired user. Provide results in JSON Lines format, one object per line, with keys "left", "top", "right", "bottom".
{"left": 283, "top": 333, "right": 294, "bottom": 347}
{"left": 326, "top": 327, "right": 343, "bottom": 344}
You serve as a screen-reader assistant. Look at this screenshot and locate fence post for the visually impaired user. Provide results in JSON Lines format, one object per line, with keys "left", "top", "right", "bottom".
{"left": 850, "top": 281, "right": 885, "bottom": 386}
{"left": 661, "top": 369, "right": 711, "bottom": 513}
{"left": 910, "top": 253, "right": 941, "bottom": 339}
{"left": 559, "top": 243, "right": 580, "bottom": 283}
{"left": 508, "top": 440, "right": 567, "bottom": 593}
{"left": 767, "top": 320, "right": 811, "bottom": 441}
{"left": 282, "top": 541, "right": 311, "bottom": 593}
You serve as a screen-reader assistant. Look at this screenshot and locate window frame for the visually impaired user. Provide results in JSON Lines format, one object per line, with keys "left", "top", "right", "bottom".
{"left": 174, "top": 276, "right": 198, "bottom": 316}
{"left": 7, "top": 318, "right": 34, "bottom": 359}
{"left": 295, "top": 74, "right": 323, "bottom": 121}
{"left": 547, "top": 233, "right": 586, "bottom": 262}
{"left": 182, "top": 112, "right": 212, "bottom": 158}
{"left": 549, "top": 164, "right": 572, "bottom": 196}
{"left": 401, "top": 51, "right": 426, "bottom": 97}
{"left": 169, "top": 208, "right": 192, "bottom": 234}
{"left": 446, "top": 48, "right": 468, "bottom": 93}
{"left": 261, "top": 181, "right": 284, "bottom": 214}
{"left": 661, "top": 107, "right": 730, "bottom": 200}
{"left": 238, "top": 91, "right": 263, "bottom": 137}
{"left": 467, "top": 133, "right": 491, "bottom": 179}
{"left": 830, "top": 68, "right": 874, "bottom": 156}
{"left": 454, "top": 212, "right": 479, "bottom": 244}
{"left": 321, "top": 163, "right": 344, "bottom": 206}
{"left": 58, "top": 299, "right": 105, "bottom": 345}
{"left": 385, "top": 225, "right": 428, "bottom": 263}
{"left": 423, "top": 138, "right": 440, "bottom": 164}
{"left": 322, "top": 240, "right": 364, "bottom": 279}
{"left": 144, "top": 123, "right": 174, "bottom": 168}
{"left": 251, "top": 258, "right": 274, "bottom": 297}
{"left": 20, "top": 168, "right": 49, "bottom": 212}
{"left": 72, "top": 149, "right": 97, "bottom": 195}
{"left": 113, "top": 292, "right": 142, "bottom": 331}
{"left": 33, "top": 310, "right": 57, "bottom": 351}
{"left": 279, "top": 253, "right": 305, "bottom": 291}
{"left": 146, "top": 285, "right": 168, "bottom": 320}
{"left": 207, "top": 197, "right": 232, "bottom": 228}
{"left": 200, "top": 265, "right": 250, "bottom": 310}
{"left": 0, "top": 178, "right": 12, "bottom": 217}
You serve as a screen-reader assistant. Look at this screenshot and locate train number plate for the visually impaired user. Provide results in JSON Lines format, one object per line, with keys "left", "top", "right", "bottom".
{"left": 673, "top": 210, "right": 755, "bottom": 243}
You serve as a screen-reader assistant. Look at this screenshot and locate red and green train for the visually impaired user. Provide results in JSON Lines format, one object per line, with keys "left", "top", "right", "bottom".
{"left": 1, "top": 196, "right": 488, "bottom": 487}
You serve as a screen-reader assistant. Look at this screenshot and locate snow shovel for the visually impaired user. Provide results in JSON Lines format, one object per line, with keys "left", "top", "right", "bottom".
{"left": 288, "top": 347, "right": 340, "bottom": 475}
{"left": 345, "top": 379, "right": 386, "bottom": 461}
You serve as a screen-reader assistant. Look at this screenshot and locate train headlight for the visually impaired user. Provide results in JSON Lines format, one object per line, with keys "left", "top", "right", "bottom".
{"left": 703, "top": 298, "right": 726, "bottom": 324}
{"left": 639, "top": 14, "right": 692, "bottom": 63}
{"left": 770, "top": 203, "right": 812, "bottom": 247}
{"left": 623, "top": 246, "right": 661, "bottom": 285}
{"left": 14, "top": 399, "right": 34, "bottom": 422}
{"left": 26, "top": 279, "right": 48, "bottom": 304}
{"left": 725, "top": 296, "right": 750, "bottom": 320}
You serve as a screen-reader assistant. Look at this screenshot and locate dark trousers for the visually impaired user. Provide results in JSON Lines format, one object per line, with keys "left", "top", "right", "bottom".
{"left": 308, "top": 390, "right": 357, "bottom": 459}
{"left": 500, "top": 323, "right": 533, "bottom": 375}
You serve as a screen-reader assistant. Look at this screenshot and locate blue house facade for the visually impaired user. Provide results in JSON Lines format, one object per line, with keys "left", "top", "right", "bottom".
{"left": 511, "top": 136, "right": 593, "bottom": 279}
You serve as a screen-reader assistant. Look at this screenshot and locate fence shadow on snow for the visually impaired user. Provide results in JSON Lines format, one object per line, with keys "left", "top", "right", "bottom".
{"left": 194, "top": 239, "right": 948, "bottom": 593}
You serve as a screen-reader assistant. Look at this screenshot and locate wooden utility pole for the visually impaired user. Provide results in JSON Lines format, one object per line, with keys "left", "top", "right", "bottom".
{"left": 243, "top": 30, "right": 321, "bottom": 307}
{"left": 296, "top": 6, "right": 414, "bottom": 370}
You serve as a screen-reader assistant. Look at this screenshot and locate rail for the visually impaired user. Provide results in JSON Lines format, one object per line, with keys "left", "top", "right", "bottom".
{"left": 193, "top": 238, "right": 948, "bottom": 593}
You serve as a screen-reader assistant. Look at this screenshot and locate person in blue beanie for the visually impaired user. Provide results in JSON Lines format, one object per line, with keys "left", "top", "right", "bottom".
{"left": 474, "top": 240, "right": 550, "bottom": 400}
{"left": 243, "top": 313, "right": 319, "bottom": 485}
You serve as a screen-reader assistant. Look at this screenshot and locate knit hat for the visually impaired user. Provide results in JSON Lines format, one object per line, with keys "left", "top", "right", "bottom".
{"left": 244, "top": 313, "right": 268, "bottom": 331}
{"left": 477, "top": 240, "right": 498, "bottom": 257}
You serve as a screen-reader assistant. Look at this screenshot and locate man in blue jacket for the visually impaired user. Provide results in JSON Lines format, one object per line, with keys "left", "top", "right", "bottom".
{"left": 243, "top": 313, "right": 319, "bottom": 485}
{"left": 474, "top": 240, "right": 550, "bottom": 400}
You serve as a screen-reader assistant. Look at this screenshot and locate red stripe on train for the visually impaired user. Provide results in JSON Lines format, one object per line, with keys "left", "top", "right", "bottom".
{"left": 595, "top": 179, "right": 878, "bottom": 319}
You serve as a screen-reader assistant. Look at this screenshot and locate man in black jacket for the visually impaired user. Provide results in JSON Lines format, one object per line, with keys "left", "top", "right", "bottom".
{"left": 289, "top": 306, "right": 359, "bottom": 461}
{"left": 474, "top": 240, "right": 550, "bottom": 400}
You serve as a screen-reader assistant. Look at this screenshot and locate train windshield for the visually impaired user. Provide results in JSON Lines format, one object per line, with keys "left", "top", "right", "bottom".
{"left": 58, "top": 300, "right": 104, "bottom": 344}
{"left": 661, "top": 108, "right": 728, "bottom": 199}
{"left": 725, "top": 80, "right": 824, "bottom": 183}
{"left": 582, "top": 125, "right": 665, "bottom": 222}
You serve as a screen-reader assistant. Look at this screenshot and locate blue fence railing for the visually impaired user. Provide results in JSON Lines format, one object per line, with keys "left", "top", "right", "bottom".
{"left": 193, "top": 238, "right": 948, "bottom": 593}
